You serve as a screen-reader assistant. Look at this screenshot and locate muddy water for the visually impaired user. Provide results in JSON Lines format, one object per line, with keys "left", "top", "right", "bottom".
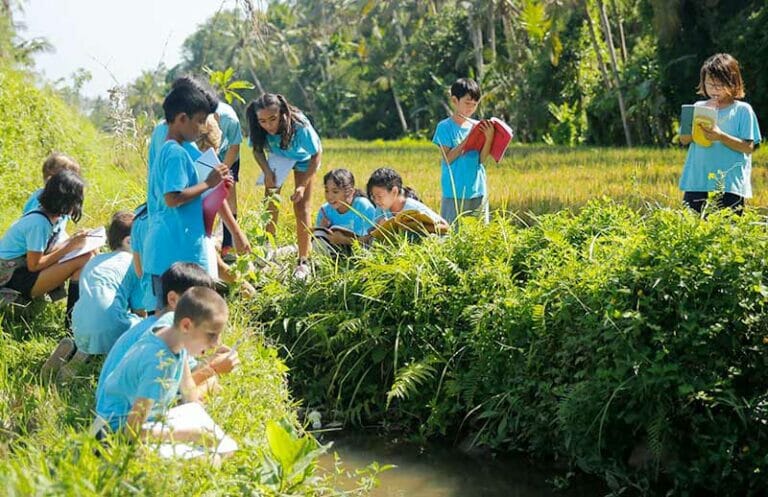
{"left": 320, "top": 432, "right": 604, "bottom": 497}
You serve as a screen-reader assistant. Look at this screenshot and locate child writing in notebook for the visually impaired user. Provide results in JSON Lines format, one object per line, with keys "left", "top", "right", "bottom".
{"left": 143, "top": 81, "right": 229, "bottom": 309}
{"left": 245, "top": 93, "right": 322, "bottom": 279}
{"left": 366, "top": 168, "right": 448, "bottom": 231}
{"left": 432, "top": 78, "right": 495, "bottom": 224}
{"left": 314, "top": 168, "right": 376, "bottom": 252}
{"left": 95, "top": 286, "right": 230, "bottom": 441}
{"left": 95, "top": 262, "right": 239, "bottom": 418}
{"left": 679, "top": 53, "right": 761, "bottom": 214}
{"left": 0, "top": 170, "right": 92, "bottom": 321}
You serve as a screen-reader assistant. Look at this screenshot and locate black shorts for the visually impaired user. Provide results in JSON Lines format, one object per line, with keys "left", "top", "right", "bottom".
{"left": 683, "top": 191, "right": 744, "bottom": 215}
{"left": 5, "top": 265, "right": 39, "bottom": 298}
{"left": 230, "top": 158, "right": 240, "bottom": 182}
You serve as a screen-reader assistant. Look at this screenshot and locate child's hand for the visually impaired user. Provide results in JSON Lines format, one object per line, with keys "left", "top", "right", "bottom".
{"left": 205, "top": 164, "right": 230, "bottom": 188}
{"left": 290, "top": 185, "right": 306, "bottom": 203}
{"left": 699, "top": 123, "right": 724, "bottom": 142}
{"left": 209, "top": 346, "right": 240, "bottom": 375}
{"left": 233, "top": 231, "right": 251, "bottom": 254}
{"left": 320, "top": 215, "right": 331, "bottom": 228}
{"left": 480, "top": 120, "right": 495, "bottom": 141}
{"left": 328, "top": 230, "right": 352, "bottom": 245}
{"left": 66, "top": 230, "right": 88, "bottom": 250}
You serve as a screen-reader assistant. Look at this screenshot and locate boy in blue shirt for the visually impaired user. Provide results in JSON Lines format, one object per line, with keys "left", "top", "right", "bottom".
{"left": 432, "top": 78, "right": 496, "bottom": 225}
{"left": 95, "top": 286, "right": 230, "bottom": 441}
{"left": 144, "top": 81, "right": 229, "bottom": 309}
{"left": 95, "top": 262, "right": 239, "bottom": 421}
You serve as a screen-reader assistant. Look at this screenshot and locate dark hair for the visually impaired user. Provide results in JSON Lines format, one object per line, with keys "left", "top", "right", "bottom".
{"left": 323, "top": 168, "right": 365, "bottom": 198}
{"left": 245, "top": 93, "right": 303, "bottom": 154}
{"left": 450, "top": 78, "right": 481, "bottom": 101}
{"left": 173, "top": 286, "right": 227, "bottom": 327}
{"left": 160, "top": 262, "right": 215, "bottom": 308}
{"left": 42, "top": 152, "right": 80, "bottom": 179}
{"left": 38, "top": 170, "right": 85, "bottom": 223}
{"left": 162, "top": 82, "right": 218, "bottom": 123}
{"left": 107, "top": 210, "right": 134, "bottom": 250}
{"left": 697, "top": 53, "right": 745, "bottom": 99}
{"left": 366, "top": 167, "right": 420, "bottom": 202}
{"left": 171, "top": 75, "right": 219, "bottom": 109}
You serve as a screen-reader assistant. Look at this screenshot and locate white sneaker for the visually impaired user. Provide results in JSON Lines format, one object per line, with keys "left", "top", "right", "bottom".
{"left": 292, "top": 261, "right": 312, "bottom": 281}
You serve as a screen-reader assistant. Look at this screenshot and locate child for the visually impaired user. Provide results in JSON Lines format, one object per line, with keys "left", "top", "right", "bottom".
{"left": 95, "top": 286, "right": 229, "bottom": 440}
{"left": 214, "top": 101, "right": 244, "bottom": 260}
{"left": 66, "top": 211, "right": 144, "bottom": 360}
{"left": 366, "top": 167, "right": 448, "bottom": 230}
{"left": 143, "top": 81, "right": 229, "bottom": 310}
{"left": 129, "top": 203, "right": 155, "bottom": 314}
{"left": 314, "top": 168, "right": 376, "bottom": 252}
{"left": 432, "top": 78, "right": 495, "bottom": 224}
{"left": 679, "top": 53, "right": 761, "bottom": 213}
{"left": 0, "top": 170, "right": 92, "bottom": 317}
{"left": 95, "top": 262, "right": 239, "bottom": 419}
{"left": 195, "top": 114, "right": 251, "bottom": 282}
{"left": 245, "top": 93, "right": 322, "bottom": 279}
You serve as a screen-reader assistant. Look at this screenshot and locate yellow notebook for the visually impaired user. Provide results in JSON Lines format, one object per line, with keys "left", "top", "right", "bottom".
{"left": 370, "top": 210, "right": 447, "bottom": 239}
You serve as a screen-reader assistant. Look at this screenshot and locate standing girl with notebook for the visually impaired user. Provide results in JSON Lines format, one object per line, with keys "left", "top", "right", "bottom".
{"left": 246, "top": 93, "right": 322, "bottom": 279}
{"left": 679, "top": 53, "right": 761, "bottom": 214}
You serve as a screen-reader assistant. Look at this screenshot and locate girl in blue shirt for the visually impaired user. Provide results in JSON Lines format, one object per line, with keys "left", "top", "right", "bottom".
{"left": 246, "top": 93, "right": 322, "bottom": 279}
{"left": 314, "top": 168, "right": 376, "bottom": 253}
{"left": 366, "top": 168, "right": 448, "bottom": 234}
{"left": 679, "top": 53, "right": 761, "bottom": 214}
{"left": 0, "top": 170, "right": 92, "bottom": 323}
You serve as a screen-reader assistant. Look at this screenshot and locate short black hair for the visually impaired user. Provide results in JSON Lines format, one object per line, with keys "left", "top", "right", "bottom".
{"left": 162, "top": 83, "right": 218, "bottom": 123}
{"left": 450, "top": 78, "right": 481, "bottom": 101}
{"left": 160, "top": 262, "right": 215, "bottom": 308}
{"left": 171, "top": 75, "right": 220, "bottom": 110}
{"left": 38, "top": 170, "right": 85, "bottom": 223}
{"left": 174, "top": 286, "right": 228, "bottom": 327}
{"left": 107, "top": 210, "right": 134, "bottom": 250}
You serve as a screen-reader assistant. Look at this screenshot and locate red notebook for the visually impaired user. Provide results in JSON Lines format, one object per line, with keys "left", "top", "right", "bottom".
{"left": 202, "top": 179, "right": 232, "bottom": 236}
{"left": 463, "top": 117, "right": 513, "bottom": 162}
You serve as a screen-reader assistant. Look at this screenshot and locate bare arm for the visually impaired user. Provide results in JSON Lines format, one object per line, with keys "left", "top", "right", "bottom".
{"left": 218, "top": 201, "right": 250, "bottom": 253}
{"left": 164, "top": 164, "right": 228, "bottom": 208}
{"left": 222, "top": 144, "right": 240, "bottom": 168}
{"left": 26, "top": 232, "right": 87, "bottom": 271}
{"left": 299, "top": 151, "right": 322, "bottom": 188}
{"left": 132, "top": 252, "right": 143, "bottom": 278}
{"left": 700, "top": 123, "right": 755, "bottom": 154}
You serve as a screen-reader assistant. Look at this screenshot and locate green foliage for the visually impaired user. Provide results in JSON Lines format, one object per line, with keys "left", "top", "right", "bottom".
{"left": 245, "top": 201, "right": 768, "bottom": 494}
{"left": 203, "top": 66, "right": 255, "bottom": 105}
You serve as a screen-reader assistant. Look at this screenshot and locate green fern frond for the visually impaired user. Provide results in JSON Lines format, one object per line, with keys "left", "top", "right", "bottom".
{"left": 386, "top": 359, "right": 436, "bottom": 408}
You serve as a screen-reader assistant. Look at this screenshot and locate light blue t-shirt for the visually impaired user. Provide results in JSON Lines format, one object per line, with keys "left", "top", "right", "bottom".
{"left": 679, "top": 101, "right": 762, "bottom": 197}
{"left": 22, "top": 188, "right": 43, "bottom": 214}
{"left": 129, "top": 205, "right": 154, "bottom": 311}
{"left": 72, "top": 251, "right": 144, "bottom": 355}
{"left": 266, "top": 116, "right": 321, "bottom": 163}
{"left": 0, "top": 211, "right": 53, "bottom": 260}
{"left": 216, "top": 102, "right": 243, "bottom": 162}
{"left": 97, "top": 332, "right": 187, "bottom": 431}
{"left": 144, "top": 140, "right": 208, "bottom": 276}
{"left": 432, "top": 117, "right": 487, "bottom": 199}
{"left": 22, "top": 191, "right": 69, "bottom": 246}
{"left": 148, "top": 121, "right": 202, "bottom": 174}
{"left": 95, "top": 311, "right": 176, "bottom": 416}
{"left": 315, "top": 196, "right": 377, "bottom": 236}
{"left": 374, "top": 198, "right": 445, "bottom": 225}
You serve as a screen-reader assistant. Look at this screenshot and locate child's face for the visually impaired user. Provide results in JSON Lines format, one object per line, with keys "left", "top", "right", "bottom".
{"left": 704, "top": 75, "right": 731, "bottom": 102}
{"left": 183, "top": 315, "right": 227, "bottom": 357}
{"left": 257, "top": 106, "right": 282, "bottom": 135}
{"left": 178, "top": 111, "right": 209, "bottom": 142}
{"left": 452, "top": 94, "right": 479, "bottom": 119}
{"left": 369, "top": 186, "right": 397, "bottom": 210}
{"left": 324, "top": 181, "right": 353, "bottom": 209}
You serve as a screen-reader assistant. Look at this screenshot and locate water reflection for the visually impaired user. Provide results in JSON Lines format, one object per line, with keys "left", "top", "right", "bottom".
{"left": 319, "top": 432, "right": 603, "bottom": 497}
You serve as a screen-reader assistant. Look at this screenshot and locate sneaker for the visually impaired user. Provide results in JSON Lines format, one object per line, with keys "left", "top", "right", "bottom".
{"left": 292, "top": 260, "right": 312, "bottom": 281}
{"left": 57, "top": 350, "right": 91, "bottom": 382}
{"left": 41, "top": 338, "right": 77, "bottom": 378}
{"left": 221, "top": 246, "right": 237, "bottom": 265}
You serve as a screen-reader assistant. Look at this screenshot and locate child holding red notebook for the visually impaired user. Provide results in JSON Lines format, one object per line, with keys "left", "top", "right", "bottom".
{"left": 432, "top": 78, "right": 496, "bottom": 225}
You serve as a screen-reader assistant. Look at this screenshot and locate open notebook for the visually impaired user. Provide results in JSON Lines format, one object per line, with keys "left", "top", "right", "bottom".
{"left": 143, "top": 402, "right": 238, "bottom": 459}
{"left": 59, "top": 227, "right": 106, "bottom": 263}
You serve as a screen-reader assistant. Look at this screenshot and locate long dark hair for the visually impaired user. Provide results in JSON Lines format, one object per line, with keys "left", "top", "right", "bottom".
{"left": 323, "top": 168, "right": 365, "bottom": 199}
{"left": 366, "top": 167, "right": 420, "bottom": 202}
{"left": 38, "top": 170, "right": 85, "bottom": 223}
{"left": 245, "top": 93, "right": 303, "bottom": 154}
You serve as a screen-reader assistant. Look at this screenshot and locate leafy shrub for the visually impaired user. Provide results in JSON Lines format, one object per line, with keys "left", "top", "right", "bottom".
{"left": 247, "top": 199, "right": 768, "bottom": 494}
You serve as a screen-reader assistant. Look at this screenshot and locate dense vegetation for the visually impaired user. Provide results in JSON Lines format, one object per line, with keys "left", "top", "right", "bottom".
{"left": 246, "top": 202, "right": 768, "bottom": 495}
{"left": 74, "top": 0, "right": 768, "bottom": 147}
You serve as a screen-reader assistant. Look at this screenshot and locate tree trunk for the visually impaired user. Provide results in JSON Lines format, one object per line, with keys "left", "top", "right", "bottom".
{"left": 597, "top": 0, "right": 632, "bottom": 146}
{"left": 487, "top": 0, "right": 497, "bottom": 63}
{"left": 390, "top": 77, "right": 409, "bottom": 134}
{"left": 468, "top": 5, "right": 484, "bottom": 80}
{"left": 610, "top": 0, "right": 628, "bottom": 64}
{"left": 584, "top": 2, "right": 612, "bottom": 89}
